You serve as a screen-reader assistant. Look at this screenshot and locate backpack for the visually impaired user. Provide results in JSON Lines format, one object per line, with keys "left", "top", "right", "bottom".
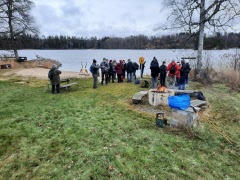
{"left": 133, "top": 62, "right": 139, "bottom": 70}
{"left": 186, "top": 63, "right": 191, "bottom": 73}
{"left": 48, "top": 69, "right": 54, "bottom": 80}
{"left": 141, "top": 80, "right": 149, "bottom": 88}
{"left": 89, "top": 65, "right": 93, "bottom": 73}
{"left": 169, "top": 64, "right": 176, "bottom": 74}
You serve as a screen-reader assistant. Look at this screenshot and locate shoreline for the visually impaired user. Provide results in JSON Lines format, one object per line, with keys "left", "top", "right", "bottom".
{"left": 1, "top": 67, "right": 91, "bottom": 79}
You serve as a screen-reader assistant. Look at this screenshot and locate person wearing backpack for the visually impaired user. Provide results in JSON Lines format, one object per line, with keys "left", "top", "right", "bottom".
{"left": 150, "top": 57, "right": 160, "bottom": 88}
{"left": 49, "top": 64, "right": 61, "bottom": 94}
{"left": 132, "top": 62, "right": 139, "bottom": 80}
{"left": 159, "top": 61, "right": 167, "bottom": 87}
{"left": 91, "top": 59, "right": 100, "bottom": 89}
{"left": 166, "top": 60, "right": 177, "bottom": 89}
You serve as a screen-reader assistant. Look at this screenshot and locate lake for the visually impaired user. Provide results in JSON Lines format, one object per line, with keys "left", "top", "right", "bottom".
{"left": 0, "top": 49, "right": 239, "bottom": 75}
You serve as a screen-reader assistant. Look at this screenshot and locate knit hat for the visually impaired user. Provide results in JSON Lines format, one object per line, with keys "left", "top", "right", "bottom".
{"left": 93, "top": 59, "right": 97, "bottom": 63}
{"left": 52, "top": 64, "right": 57, "bottom": 69}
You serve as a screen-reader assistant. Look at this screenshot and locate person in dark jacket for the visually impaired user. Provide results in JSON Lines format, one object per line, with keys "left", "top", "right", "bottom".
{"left": 132, "top": 62, "right": 139, "bottom": 80}
{"left": 50, "top": 64, "right": 61, "bottom": 94}
{"left": 140, "top": 61, "right": 146, "bottom": 78}
{"left": 178, "top": 60, "right": 188, "bottom": 90}
{"left": 159, "top": 61, "right": 167, "bottom": 87}
{"left": 108, "top": 60, "right": 114, "bottom": 83}
{"left": 185, "top": 59, "right": 191, "bottom": 85}
{"left": 150, "top": 57, "right": 160, "bottom": 88}
{"left": 91, "top": 59, "right": 100, "bottom": 88}
{"left": 100, "top": 58, "right": 109, "bottom": 85}
{"left": 122, "top": 60, "right": 126, "bottom": 80}
{"left": 126, "top": 59, "right": 134, "bottom": 82}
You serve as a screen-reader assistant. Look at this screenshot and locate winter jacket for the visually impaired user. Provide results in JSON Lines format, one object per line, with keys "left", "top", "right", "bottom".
{"left": 91, "top": 63, "right": 99, "bottom": 75}
{"left": 167, "top": 62, "right": 177, "bottom": 76}
{"left": 100, "top": 61, "right": 109, "bottom": 72}
{"left": 50, "top": 67, "right": 61, "bottom": 85}
{"left": 175, "top": 64, "right": 181, "bottom": 78}
{"left": 150, "top": 59, "right": 160, "bottom": 77}
{"left": 126, "top": 61, "right": 134, "bottom": 73}
{"left": 159, "top": 64, "right": 167, "bottom": 76}
{"left": 115, "top": 63, "right": 123, "bottom": 74}
{"left": 180, "top": 62, "right": 188, "bottom": 78}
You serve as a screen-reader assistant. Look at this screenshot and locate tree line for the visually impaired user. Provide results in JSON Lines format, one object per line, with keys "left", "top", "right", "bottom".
{"left": 0, "top": 32, "right": 239, "bottom": 50}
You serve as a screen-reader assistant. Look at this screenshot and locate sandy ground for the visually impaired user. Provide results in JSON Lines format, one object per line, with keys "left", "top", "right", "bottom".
{"left": 2, "top": 68, "right": 91, "bottom": 79}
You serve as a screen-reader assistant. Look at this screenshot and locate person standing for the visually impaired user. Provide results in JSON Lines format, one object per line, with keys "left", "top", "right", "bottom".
{"left": 150, "top": 57, "right": 160, "bottom": 89}
{"left": 91, "top": 59, "right": 100, "bottom": 89}
{"left": 178, "top": 60, "right": 188, "bottom": 90}
{"left": 100, "top": 58, "right": 109, "bottom": 85}
{"left": 112, "top": 60, "right": 117, "bottom": 81}
{"left": 166, "top": 60, "right": 177, "bottom": 89}
{"left": 175, "top": 61, "right": 181, "bottom": 87}
{"left": 122, "top": 60, "right": 127, "bottom": 80}
{"left": 115, "top": 60, "right": 124, "bottom": 83}
{"left": 185, "top": 59, "right": 191, "bottom": 85}
{"left": 132, "top": 62, "right": 139, "bottom": 80}
{"left": 126, "top": 59, "right": 134, "bottom": 82}
{"left": 159, "top": 61, "right": 167, "bottom": 87}
{"left": 140, "top": 61, "right": 146, "bottom": 78}
{"left": 49, "top": 64, "right": 61, "bottom": 94}
{"left": 108, "top": 60, "right": 114, "bottom": 83}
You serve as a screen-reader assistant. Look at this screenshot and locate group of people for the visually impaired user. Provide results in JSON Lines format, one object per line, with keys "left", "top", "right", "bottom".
{"left": 90, "top": 58, "right": 140, "bottom": 88}
{"left": 150, "top": 57, "right": 191, "bottom": 90}
{"left": 49, "top": 56, "right": 191, "bottom": 93}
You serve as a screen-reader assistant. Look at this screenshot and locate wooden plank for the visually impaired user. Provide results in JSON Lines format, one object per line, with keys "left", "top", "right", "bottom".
{"left": 190, "top": 99, "right": 206, "bottom": 107}
{"left": 132, "top": 91, "right": 148, "bottom": 100}
{"left": 60, "top": 82, "right": 78, "bottom": 89}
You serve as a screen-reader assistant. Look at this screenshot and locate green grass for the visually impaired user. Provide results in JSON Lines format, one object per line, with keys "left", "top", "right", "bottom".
{"left": 0, "top": 77, "right": 239, "bottom": 179}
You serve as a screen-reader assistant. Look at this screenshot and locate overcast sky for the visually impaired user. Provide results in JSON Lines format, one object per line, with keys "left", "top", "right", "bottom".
{"left": 31, "top": 0, "right": 166, "bottom": 38}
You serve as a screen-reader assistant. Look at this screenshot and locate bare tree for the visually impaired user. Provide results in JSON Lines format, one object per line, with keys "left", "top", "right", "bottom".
{"left": 0, "top": 0, "right": 38, "bottom": 58}
{"left": 159, "top": 0, "right": 240, "bottom": 77}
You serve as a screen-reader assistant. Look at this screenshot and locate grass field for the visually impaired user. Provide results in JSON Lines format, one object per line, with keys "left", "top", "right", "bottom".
{"left": 0, "top": 75, "right": 239, "bottom": 179}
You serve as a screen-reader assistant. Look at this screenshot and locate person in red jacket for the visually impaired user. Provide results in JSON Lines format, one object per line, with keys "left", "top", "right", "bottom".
{"left": 166, "top": 60, "right": 177, "bottom": 88}
{"left": 175, "top": 61, "right": 181, "bottom": 87}
{"left": 115, "top": 60, "right": 124, "bottom": 83}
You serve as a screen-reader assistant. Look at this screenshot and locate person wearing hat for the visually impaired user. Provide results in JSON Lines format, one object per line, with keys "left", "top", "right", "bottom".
{"left": 49, "top": 64, "right": 61, "bottom": 94}
{"left": 91, "top": 59, "right": 100, "bottom": 88}
{"left": 150, "top": 57, "right": 160, "bottom": 88}
{"left": 159, "top": 61, "right": 167, "bottom": 87}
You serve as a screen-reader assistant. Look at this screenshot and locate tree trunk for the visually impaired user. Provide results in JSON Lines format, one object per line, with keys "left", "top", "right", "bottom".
{"left": 197, "top": 0, "right": 205, "bottom": 76}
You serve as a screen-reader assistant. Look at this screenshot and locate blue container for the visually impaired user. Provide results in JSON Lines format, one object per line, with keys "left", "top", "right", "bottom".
{"left": 168, "top": 94, "right": 190, "bottom": 110}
